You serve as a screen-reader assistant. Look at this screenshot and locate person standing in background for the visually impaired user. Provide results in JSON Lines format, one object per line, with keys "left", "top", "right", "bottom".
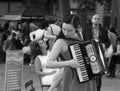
{"left": 108, "top": 23, "right": 117, "bottom": 35}
{"left": 106, "top": 38, "right": 120, "bottom": 78}
{"left": 29, "top": 20, "right": 60, "bottom": 50}
{"left": 84, "top": 14, "right": 110, "bottom": 91}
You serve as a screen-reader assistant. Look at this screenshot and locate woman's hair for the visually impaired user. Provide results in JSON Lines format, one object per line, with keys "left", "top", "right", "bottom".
{"left": 57, "top": 14, "right": 80, "bottom": 39}
{"left": 40, "top": 20, "right": 49, "bottom": 29}
{"left": 63, "top": 14, "right": 80, "bottom": 29}
{"left": 30, "top": 41, "right": 43, "bottom": 60}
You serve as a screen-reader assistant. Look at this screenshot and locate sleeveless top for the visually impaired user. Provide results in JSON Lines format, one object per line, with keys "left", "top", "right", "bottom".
{"left": 60, "top": 38, "right": 97, "bottom": 91}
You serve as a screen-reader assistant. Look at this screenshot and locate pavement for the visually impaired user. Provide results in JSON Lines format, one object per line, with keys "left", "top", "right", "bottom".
{"left": 0, "top": 63, "right": 120, "bottom": 91}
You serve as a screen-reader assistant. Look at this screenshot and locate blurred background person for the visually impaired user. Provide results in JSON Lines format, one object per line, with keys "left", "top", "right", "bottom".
{"left": 84, "top": 14, "right": 110, "bottom": 91}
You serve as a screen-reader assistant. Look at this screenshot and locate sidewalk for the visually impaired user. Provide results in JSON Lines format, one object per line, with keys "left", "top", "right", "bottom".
{"left": 0, "top": 64, "right": 41, "bottom": 91}
{"left": 0, "top": 63, "right": 120, "bottom": 91}
{"left": 102, "top": 75, "right": 120, "bottom": 91}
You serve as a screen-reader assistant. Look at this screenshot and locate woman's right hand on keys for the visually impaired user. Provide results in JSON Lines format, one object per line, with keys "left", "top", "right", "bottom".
{"left": 67, "top": 59, "right": 81, "bottom": 68}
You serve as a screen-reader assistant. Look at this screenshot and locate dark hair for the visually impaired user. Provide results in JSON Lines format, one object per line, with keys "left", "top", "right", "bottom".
{"left": 56, "top": 30, "right": 66, "bottom": 39}
{"left": 40, "top": 20, "right": 49, "bottom": 29}
{"left": 63, "top": 14, "right": 80, "bottom": 29}
{"left": 57, "top": 14, "right": 80, "bottom": 39}
{"left": 30, "top": 41, "right": 43, "bottom": 60}
{"left": 30, "top": 40, "right": 49, "bottom": 60}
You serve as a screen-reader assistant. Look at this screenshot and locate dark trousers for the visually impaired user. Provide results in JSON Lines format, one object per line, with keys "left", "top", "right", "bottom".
{"left": 96, "top": 75, "right": 102, "bottom": 91}
{"left": 109, "top": 55, "right": 118, "bottom": 76}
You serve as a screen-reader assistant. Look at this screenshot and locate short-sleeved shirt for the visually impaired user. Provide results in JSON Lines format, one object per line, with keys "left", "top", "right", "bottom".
{"left": 47, "top": 24, "right": 61, "bottom": 36}
{"left": 29, "top": 29, "right": 45, "bottom": 41}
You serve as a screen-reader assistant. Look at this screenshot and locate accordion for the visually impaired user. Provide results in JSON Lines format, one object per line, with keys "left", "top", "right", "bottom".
{"left": 69, "top": 40, "right": 108, "bottom": 83}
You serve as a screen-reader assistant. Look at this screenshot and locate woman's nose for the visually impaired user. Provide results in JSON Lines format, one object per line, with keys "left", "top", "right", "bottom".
{"left": 64, "top": 31, "right": 68, "bottom": 35}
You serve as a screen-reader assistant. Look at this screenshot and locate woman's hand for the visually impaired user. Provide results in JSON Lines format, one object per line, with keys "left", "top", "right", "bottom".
{"left": 67, "top": 59, "right": 80, "bottom": 68}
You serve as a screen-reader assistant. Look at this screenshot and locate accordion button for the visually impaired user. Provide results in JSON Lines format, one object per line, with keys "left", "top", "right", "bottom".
{"left": 90, "top": 55, "right": 96, "bottom": 62}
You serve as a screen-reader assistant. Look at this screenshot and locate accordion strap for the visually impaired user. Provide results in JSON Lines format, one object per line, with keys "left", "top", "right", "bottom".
{"left": 76, "top": 29, "right": 84, "bottom": 41}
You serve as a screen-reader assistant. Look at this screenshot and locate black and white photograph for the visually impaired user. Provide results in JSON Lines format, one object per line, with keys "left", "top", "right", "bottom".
{"left": 0, "top": 0, "right": 120, "bottom": 91}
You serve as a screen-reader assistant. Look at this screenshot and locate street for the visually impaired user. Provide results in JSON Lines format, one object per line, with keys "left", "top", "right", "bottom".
{"left": 0, "top": 63, "right": 120, "bottom": 91}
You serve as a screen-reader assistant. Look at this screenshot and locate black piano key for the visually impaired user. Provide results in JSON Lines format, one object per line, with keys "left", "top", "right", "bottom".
{"left": 82, "top": 77, "right": 88, "bottom": 80}
{"left": 81, "top": 71, "right": 87, "bottom": 75}
{"left": 74, "top": 48, "right": 81, "bottom": 50}
{"left": 81, "top": 72, "right": 88, "bottom": 76}
{"left": 79, "top": 61, "right": 85, "bottom": 64}
{"left": 83, "top": 77, "right": 89, "bottom": 81}
{"left": 81, "top": 73, "right": 87, "bottom": 77}
{"left": 80, "top": 67, "right": 86, "bottom": 71}
{"left": 76, "top": 57, "right": 83, "bottom": 60}
{"left": 81, "top": 74, "right": 88, "bottom": 78}
{"left": 75, "top": 54, "right": 82, "bottom": 57}
{"left": 75, "top": 52, "right": 81, "bottom": 55}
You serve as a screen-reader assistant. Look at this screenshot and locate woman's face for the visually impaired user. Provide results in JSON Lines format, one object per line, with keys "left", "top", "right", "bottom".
{"left": 62, "top": 23, "right": 76, "bottom": 38}
{"left": 38, "top": 40, "right": 47, "bottom": 49}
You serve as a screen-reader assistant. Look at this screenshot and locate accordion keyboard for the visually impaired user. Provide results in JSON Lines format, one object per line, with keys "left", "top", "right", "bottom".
{"left": 70, "top": 44, "right": 90, "bottom": 83}
{"left": 69, "top": 40, "right": 107, "bottom": 83}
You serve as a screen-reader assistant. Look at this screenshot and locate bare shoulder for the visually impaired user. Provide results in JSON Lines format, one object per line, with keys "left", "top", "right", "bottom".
{"left": 53, "top": 39, "right": 68, "bottom": 52}
{"left": 54, "top": 39, "right": 67, "bottom": 46}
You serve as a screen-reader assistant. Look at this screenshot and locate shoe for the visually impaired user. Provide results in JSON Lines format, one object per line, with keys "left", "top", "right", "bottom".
{"left": 106, "top": 74, "right": 112, "bottom": 78}
{"left": 29, "top": 62, "right": 34, "bottom": 66}
{"left": 106, "top": 74, "right": 116, "bottom": 78}
{"left": 29, "top": 63, "right": 32, "bottom": 66}
{"left": 111, "top": 75, "right": 115, "bottom": 78}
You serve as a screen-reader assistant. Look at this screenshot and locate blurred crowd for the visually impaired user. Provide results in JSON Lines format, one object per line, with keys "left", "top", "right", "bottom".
{"left": 0, "top": 16, "right": 120, "bottom": 74}
{"left": 1, "top": 14, "right": 120, "bottom": 91}
{"left": 0, "top": 18, "right": 62, "bottom": 65}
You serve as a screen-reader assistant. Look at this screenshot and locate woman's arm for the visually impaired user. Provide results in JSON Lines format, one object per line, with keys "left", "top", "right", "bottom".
{"left": 35, "top": 56, "right": 56, "bottom": 76}
{"left": 45, "top": 39, "right": 80, "bottom": 69}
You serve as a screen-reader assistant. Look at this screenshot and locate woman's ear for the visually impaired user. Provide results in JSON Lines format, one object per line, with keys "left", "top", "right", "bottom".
{"left": 77, "top": 25, "right": 82, "bottom": 32}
